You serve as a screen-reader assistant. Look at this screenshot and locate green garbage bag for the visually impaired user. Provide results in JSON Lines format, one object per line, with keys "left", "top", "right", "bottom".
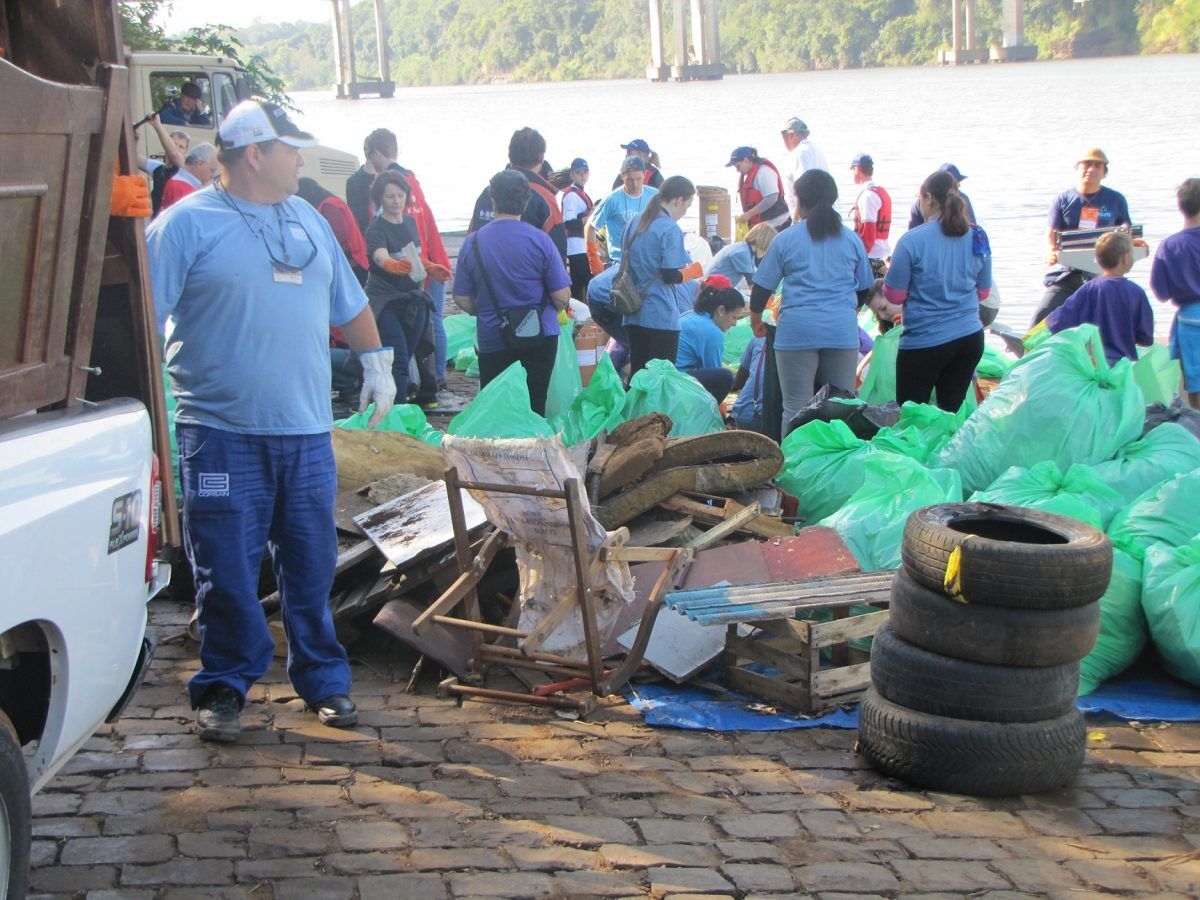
{"left": 453, "top": 347, "right": 478, "bottom": 375}
{"left": 859, "top": 325, "right": 902, "bottom": 405}
{"left": 1079, "top": 549, "right": 1147, "bottom": 696}
{"left": 722, "top": 317, "right": 754, "bottom": 366}
{"left": 1141, "top": 535, "right": 1200, "bottom": 687}
{"left": 1108, "top": 470, "right": 1200, "bottom": 562}
{"left": 549, "top": 355, "right": 626, "bottom": 446}
{"left": 1132, "top": 344, "right": 1181, "bottom": 407}
{"left": 1092, "top": 423, "right": 1200, "bottom": 506}
{"left": 444, "top": 314, "right": 477, "bottom": 359}
{"left": 777, "top": 420, "right": 896, "bottom": 522}
{"left": 448, "top": 362, "right": 554, "bottom": 439}
{"left": 817, "top": 456, "right": 962, "bottom": 570}
{"left": 163, "top": 366, "right": 181, "bottom": 501}
{"left": 545, "top": 327, "right": 583, "bottom": 420}
{"left": 970, "top": 460, "right": 1124, "bottom": 530}
{"left": 871, "top": 402, "right": 962, "bottom": 464}
{"left": 622, "top": 359, "right": 724, "bottom": 438}
{"left": 337, "top": 403, "right": 444, "bottom": 446}
{"left": 936, "top": 324, "right": 1144, "bottom": 493}
{"left": 976, "top": 344, "right": 1014, "bottom": 379}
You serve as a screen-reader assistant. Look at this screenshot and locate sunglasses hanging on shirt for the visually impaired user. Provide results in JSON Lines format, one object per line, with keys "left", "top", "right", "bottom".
{"left": 214, "top": 178, "right": 319, "bottom": 277}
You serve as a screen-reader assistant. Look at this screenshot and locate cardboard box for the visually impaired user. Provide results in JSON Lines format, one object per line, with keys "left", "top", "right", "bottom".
{"left": 574, "top": 322, "right": 606, "bottom": 386}
{"left": 696, "top": 185, "right": 731, "bottom": 243}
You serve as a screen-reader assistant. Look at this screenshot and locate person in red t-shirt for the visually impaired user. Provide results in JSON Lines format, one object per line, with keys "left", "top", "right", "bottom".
{"left": 159, "top": 142, "right": 217, "bottom": 211}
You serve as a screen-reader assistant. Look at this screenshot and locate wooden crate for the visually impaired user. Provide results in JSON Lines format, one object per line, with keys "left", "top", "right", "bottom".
{"left": 724, "top": 606, "right": 890, "bottom": 715}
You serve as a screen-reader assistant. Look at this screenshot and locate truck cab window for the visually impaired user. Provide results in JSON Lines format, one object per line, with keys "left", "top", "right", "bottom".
{"left": 149, "top": 73, "right": 213, "bottom": 129}
{"left": 211, "top": 73, "right": 239, "bottom": 124}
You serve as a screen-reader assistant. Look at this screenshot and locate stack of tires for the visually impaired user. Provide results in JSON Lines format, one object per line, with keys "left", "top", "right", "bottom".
{"left": 857, "top": 502, "right": 1111, "bottom": 796}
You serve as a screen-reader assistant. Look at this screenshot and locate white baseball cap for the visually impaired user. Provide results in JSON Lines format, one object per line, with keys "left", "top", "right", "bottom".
{"left": 217, "top": 100, "right": 317, "bottom": 150}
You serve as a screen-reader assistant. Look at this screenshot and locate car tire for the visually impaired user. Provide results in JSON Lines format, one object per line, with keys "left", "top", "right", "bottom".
{"left": 856, "top": 688, "right": 1086, "bottom": 797}
{"left": 1, "top": 710, "right": 31, "bottom": 900}
{"left": 870, "top": 623, "right": 1080, "bottom": 723}
{"left": 901, "top": 502, "right": 1112, "bottom": 610}
{"left": 889, "top": 569, "right": 1100, "bottom": 667}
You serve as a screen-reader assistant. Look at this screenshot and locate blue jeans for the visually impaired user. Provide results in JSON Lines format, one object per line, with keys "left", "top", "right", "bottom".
{"left": 177, "top": 425, "right": 350, "bottom": 708}
{"left": 376, "top": 298, "right": 429, "bottom": 402}
{"left": 428, "top": 279, "right": 447, "bottom": 381}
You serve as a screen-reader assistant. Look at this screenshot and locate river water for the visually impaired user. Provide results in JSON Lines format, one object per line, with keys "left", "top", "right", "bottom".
{"left": 289, "top": 53, "right": 1198, "bottom": 336}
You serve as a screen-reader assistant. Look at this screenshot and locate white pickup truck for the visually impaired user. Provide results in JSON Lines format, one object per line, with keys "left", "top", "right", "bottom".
{"left": 1, "top": 5, "right": 178, "bottom": 896}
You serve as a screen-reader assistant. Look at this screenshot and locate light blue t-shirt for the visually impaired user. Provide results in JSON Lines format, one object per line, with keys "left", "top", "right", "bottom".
{"left": 752, "top": 223, "right": 871, "bottom": 351}
{"left": 147, "top": 186, "right": 368, "bottom": 435}
{"left": 706, "top": 242, "right": 757, "bottom": 288}
{"left": 885, "top": 221, "right": 992, "bottom": 350}
{"left": 732, "top": 337, "right": 767, "bottom": 426}
{"left": 676, "top": 311, "right": 725, "bottom": 370}
{"left": 591, "top": 186, "right": 658, "bottom": 263}
{"left": 621, "top": 210, "right": 691, "bottom": 331}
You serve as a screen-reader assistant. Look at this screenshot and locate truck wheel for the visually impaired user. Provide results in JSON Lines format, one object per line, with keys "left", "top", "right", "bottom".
{"left": 0, "top": 711, "right": 31, "bottom": 900}
{"left": 889, "top": 569, "right": 1100, "bottom": 667}
{"left": 870, "top": 623, "right": 1079, "bottom": 723}
{"left": 856, "top": 688, "right": 1086, "bottom": 797}
{"left": 901, "top": 502, "right": 1112, "bottom": 610}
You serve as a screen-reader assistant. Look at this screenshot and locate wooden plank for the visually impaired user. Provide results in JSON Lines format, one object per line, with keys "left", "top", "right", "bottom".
{"left": 686, "top": 502, "right": 760, "bottom": 552}
{"left": 727, "top": 666, "right": 811, "bottom": 711}
{"left": 660, "top": 493, "right": 793, "bottom": 539}
{"left": 809, "top": 609, "right": 890, "bottom": 649}
{"left": 756, "top": 617, "right": 810, "bottom": 642}
{"left": 811, "top": 661, "right": 872, "bottom": 697}
{"left": 725, "top": 633, "right": 810, "bottom": 679}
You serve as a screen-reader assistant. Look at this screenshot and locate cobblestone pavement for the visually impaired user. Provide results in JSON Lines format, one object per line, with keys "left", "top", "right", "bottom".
{"left": 27, "top": 597, "right": 1200, "bottom": 898}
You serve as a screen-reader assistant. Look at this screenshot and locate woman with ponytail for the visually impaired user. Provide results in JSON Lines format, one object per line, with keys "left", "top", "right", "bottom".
{"left": 621, "top": 175, "right": 703, "bottom": 373}
{"left": 749, "top": 169, "right": 872, "bottom": 435}
{"left": 883, "top": 169, "right": 993, "bottom": 412}
{"left": 676, "top": 277, "right": 747, "bottom": 402}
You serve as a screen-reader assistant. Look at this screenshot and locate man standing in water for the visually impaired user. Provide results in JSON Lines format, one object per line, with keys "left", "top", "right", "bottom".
{"left": 147, "top": 100, "right": 397, "bottom": 741}
{"left": 1034, "top": 148, "right": 1132, "bottom": 325}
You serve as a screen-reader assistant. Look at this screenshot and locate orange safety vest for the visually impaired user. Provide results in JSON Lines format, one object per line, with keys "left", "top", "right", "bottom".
{"left": 854, "top": 185, "right": 892, "bottom": 242}
{"left": 737, "top": 158, "right": 789, "bottom": 226}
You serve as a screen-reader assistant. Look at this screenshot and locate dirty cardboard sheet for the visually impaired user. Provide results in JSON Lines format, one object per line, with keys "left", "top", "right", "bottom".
{"left": 356, "top": 480, "right": 486, "bottom": 568}
{"left": 626, "top": 671, "right": 1200, "bottom": 732}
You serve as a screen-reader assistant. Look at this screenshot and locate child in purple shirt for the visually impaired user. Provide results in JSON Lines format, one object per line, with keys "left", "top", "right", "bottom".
{"left": 1047, "top": 231, "right": 1153, "bottom": 365}
{"left": 1150, "top": 177, "right": 1200, "bottom": 409}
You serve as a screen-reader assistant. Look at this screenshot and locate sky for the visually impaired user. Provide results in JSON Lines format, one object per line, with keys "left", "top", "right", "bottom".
{"left": 157, "top": 0, "right": 332, "bottom": 33}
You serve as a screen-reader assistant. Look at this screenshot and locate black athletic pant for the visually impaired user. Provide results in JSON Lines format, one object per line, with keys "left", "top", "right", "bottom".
{"left": 567, "top": 252, "right": 592, "bottom": 302}
{"left": 895, "top": 329, "right": 984, "bottom": 414}
{"left": 627, "top": 325, "right": 680, "bottom": 376}
{"left": 477, "top": 335, "right": 558, "bottom": 416}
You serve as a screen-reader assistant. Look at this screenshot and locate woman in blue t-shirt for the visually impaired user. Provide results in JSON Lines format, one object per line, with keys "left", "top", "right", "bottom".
{"left": 705, "top": 223, "right": 778, "bottom": 289}
{"left": 622, "top": 176, "right": 705, "bottom": 373}
{"left": 749, "top": 169, "right": 873, "bottom": 436}
{"left": 883, "top": 170, "right": 993, "bottom": 413}
{"left": 676, "top": 279, "right": 747, "bottom": 402}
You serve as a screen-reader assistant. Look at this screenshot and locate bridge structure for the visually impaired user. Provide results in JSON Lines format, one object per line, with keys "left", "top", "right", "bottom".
{"left": 646, "top": 0, "right": 723, "bottom": 82}
{"left": 939, "top": 0, "right": 1038, "bottom": 64}
{"left": 328, "top": 0, "right": 395, "bottom": 99}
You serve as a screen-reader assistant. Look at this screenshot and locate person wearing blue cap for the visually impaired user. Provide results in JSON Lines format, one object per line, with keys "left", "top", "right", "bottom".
{"left": 561, "top": 158, "right": 594, "bottom": 300}
{"left": 587, "top": 156, "right": 659, "bottom": 270}
{"left": 729, "top": 146, "right": 791, "bottom": 232}
{"left": 850, "top": 154, "right": 892, "bottom": 276}
{"left": 612, "top": 138, "right": 664, "bottom": 190}
{"left": 908, "top": 163, "right": 976, "bottom": 230}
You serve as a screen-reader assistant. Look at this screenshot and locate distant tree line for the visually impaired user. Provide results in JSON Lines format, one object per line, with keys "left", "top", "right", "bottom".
{"left": 160, "top": 0, "right": 1200, "bottom": 92}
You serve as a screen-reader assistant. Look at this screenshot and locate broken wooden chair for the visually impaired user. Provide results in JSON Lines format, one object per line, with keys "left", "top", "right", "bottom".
{"left": 412, "top": 435, "right": 691, "bottom": 713}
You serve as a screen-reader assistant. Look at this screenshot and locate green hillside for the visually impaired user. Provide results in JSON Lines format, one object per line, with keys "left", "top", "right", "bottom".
{"left": 231, "top": 0, "right": 1197, "bottom": 90}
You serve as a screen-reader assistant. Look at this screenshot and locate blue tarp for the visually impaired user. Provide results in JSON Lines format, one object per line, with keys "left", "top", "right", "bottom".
{"left": 626, "top": 672, "right": 1200, "bottom": 732}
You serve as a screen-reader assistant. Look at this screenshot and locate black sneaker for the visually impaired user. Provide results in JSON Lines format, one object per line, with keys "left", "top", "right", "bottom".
{"left": 196, "top": 685, "right": 241, "bottom": 742}
{"left": 311, "top": 695, "right": 358, "bottom": 728}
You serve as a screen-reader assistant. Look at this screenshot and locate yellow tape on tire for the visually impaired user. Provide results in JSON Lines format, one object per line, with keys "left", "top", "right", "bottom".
{"left": 943, "top": 539, "right": 973, "bottom": 604}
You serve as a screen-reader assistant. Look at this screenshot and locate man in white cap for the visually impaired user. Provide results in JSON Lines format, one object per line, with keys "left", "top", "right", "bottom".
{"left": 147, "top": 100, "right": 397, "bottom": 742}
{"left": 780, "top": 117, "right": 827, "bottom": 216}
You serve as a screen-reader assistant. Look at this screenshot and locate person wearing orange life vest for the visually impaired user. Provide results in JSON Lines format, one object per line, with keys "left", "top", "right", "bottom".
{"left": 850, "top": 153, "right": 892, "bottom": 277}
{"left": 561, "top": 157, "right": 594, "bottom": 301}
{"left": 728, "top": 146, "right": 791, "bottom": 233}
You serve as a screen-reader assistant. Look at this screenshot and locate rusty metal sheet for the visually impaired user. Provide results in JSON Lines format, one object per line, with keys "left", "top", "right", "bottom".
{"left": 356, "top": 481, "right": 487, "bottom": 569}
{"left": 762, "top": 528, "right": 860, "bottom": 582}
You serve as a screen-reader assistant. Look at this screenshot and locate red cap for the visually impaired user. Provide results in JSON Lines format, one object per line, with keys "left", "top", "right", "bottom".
{"left": 703, "top": 274, "right": 733, "bottom": 290}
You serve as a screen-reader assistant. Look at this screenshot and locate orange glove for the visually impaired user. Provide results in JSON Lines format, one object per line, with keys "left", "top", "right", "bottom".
{"left": 382, "top": 257, "right": 413, "bottom": 276}
{"left": 679, "top": 261, "right": 704, "bottom": 282}
{"left": 110, "top": 175, "right": 151, "bottom": 218}
{"left": 425, "top": 261, "right": 451, "bottom": 283}
{"left": 750, "top": 311, "right": 768, "bottom": 338}
{"left": 587, "top": 241, "right": 604, "bottom": 276}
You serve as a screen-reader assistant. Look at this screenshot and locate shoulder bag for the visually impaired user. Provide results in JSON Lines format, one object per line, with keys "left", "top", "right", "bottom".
{"left": 471, "top": 230, "right": 546, "bottom": 351}
{"left": 609, "top": 222, "right": 646, "bottom": 316}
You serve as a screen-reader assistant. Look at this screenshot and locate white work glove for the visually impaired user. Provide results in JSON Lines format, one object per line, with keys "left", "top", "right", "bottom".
{"left": 358, "top": 348, "right": 397, "bottom": 428}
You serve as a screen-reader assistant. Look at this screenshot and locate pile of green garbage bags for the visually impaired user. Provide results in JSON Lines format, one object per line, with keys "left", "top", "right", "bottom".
{"left": 775, "top": 324, "right": 1200, "bottom": 695}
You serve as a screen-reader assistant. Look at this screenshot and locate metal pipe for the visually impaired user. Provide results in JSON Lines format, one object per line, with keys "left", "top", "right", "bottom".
{"left": 445, "top": 683, "right": 587, "bottom": 710}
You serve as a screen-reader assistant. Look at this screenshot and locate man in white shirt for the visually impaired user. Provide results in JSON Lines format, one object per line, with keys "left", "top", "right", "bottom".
{"left": 851, "top": 153, "right": 892, "bottom": 274}
{"left": 780, "top": 117, "right": 828, "bottom": 215}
